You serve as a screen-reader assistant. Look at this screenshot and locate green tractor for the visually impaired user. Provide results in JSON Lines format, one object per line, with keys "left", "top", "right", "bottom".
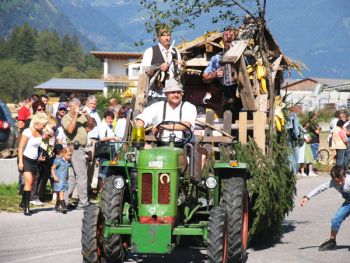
{"left": 81, "top": 120, "right": 250, "bottom": 263}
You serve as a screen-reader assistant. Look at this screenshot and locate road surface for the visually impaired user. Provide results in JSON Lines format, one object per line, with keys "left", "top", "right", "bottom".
{"left": 0, "top": 174, "right": 349, "bottom": 263}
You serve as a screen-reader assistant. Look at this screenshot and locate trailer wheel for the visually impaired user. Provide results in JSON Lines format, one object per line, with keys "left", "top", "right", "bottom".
{"left": 222, "top": 176, "right": 248, "bottom": 263}
{"left": 101, "top": 175, "right": 126, "bottom": 262}
{"left": 81, "top": 205, "right": 105, "bottom": 263}
{"left": 207, "top": 207, "right": 229, "bottom": 263}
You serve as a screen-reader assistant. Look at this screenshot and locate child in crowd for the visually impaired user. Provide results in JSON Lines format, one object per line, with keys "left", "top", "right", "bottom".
{"left": 300, "top": 166, "right": 350, "bottom": 250}
{"left": 50, "top": 144, "right": 63, "bottom": 204}
{"left": 51, "top": 147, "right": 73, "bottom": 214}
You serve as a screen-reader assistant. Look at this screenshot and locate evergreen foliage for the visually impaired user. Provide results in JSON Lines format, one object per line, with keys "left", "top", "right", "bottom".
{"left": 236, "top": 136, "right": 296, "bottom": 243}
{"left": 0, "top": 23, "right": 101, "bottom": 103}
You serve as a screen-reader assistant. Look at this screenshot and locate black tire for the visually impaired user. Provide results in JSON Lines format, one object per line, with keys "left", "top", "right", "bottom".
{"left": 81, "top": 205, "right": 105, "bottom": 263}
{"left": 100, "top": 175, "right": 125, "bottom": 262}
{"left": 222, "top": 177, "right": 249, "bottom": 263}
{"left": 317, "top": 149, "right": 329, "bottom": 164}
{"left": 207, "top": 207, "right": 229, "bottom": 263}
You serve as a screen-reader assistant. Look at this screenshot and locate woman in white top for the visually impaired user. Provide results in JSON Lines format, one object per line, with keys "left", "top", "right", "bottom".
{"left": 18, "top": 113, "right": 49, "bottom": 216}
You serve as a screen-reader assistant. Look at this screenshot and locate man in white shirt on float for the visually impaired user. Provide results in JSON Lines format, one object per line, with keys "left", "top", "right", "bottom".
{"left": 140, "top": 24, "right": 182, "bottom": 104}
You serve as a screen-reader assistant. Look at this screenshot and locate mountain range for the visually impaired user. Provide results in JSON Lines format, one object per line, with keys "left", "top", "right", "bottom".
{"left": 0, "top": 0, "right": 349, "bottom": 78}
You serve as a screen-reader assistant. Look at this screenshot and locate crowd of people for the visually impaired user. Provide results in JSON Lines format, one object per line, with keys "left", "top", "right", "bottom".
{"left": 17, "top": 93, "right": 130, "bottom": 216}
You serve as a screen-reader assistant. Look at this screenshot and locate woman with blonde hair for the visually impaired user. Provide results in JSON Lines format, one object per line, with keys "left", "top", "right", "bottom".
{"left": 18, "top": 113, "right": 48, "bottom": 216}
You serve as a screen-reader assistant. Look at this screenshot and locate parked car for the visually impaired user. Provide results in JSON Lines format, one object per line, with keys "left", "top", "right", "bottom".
{"left": 0, "top": 101, "right": 17, "bottom": 152}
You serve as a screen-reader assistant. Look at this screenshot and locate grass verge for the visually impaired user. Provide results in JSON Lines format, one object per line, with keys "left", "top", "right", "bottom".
{"left": 0, "top": 183, "right": 21, "bottom": 212}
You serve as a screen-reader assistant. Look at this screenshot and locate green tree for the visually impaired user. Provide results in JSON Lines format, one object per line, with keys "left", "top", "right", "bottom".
{"left": 3, "top": 23, "right": 37, "bottom": 64}
{"left": 34, "top": 30, "right": 64, "bottom": 70}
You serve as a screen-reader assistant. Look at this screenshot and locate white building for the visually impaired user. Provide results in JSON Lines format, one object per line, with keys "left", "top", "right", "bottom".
{"left": 281, "top": 78, "right": 350, "bottom": 110}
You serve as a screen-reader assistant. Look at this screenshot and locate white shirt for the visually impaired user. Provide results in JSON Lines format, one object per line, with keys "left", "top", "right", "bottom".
{"left": 136, "top": 101, "right": 197, "bottom": 141}
{"left": 99, "top": 121, "right": 116, "bottom": 139}
{"left": 22, "top": 128, "right": 42, "bottom": 160}
{"left": 140, "top": 43, "right": 181, "bottom": 98}
{"left": 115, "top": 118, "right": 127, "bottom": 139}
{"left": 86, "top": 108, "right": 102, "bottom": 139}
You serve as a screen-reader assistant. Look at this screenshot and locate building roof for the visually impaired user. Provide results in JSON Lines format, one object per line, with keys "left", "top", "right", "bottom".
{"left": 91, "top": 51, "right": 143, "bottom": 61}
{"left": 283, "top": 77, "right": 350, "bottom": 89}
{"left": 35, "top": 78, "right": 104, "bottom": 91}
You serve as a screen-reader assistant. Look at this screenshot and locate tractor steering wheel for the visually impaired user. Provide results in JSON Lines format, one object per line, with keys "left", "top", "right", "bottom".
{"left": 154, "top": 121, "right": 193, "bottom": 146}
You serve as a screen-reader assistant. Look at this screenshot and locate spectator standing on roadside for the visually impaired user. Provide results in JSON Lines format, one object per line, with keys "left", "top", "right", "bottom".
{"left": 17, "top": 96, "right": 34, "bottom": 134}
{"left": 329, "top": 111, "right": 345, "bottom": 164}
{"left": 51, "top": 146, "right": 72, "bottom": 214}
{"left": 17, "top": 113, "right": 49, "bottom": 216}
{"left": 19, "top": 100, "right": 49, "bottom": 206}
{"left": 52, "top": 94, "right": 69, "bottom": 117}
{"left": 343, "top": 114, "right": 350, "bottom": 171}
{"left": 16, "top": 96, "right": 35, "bottom": 195}
{"left": 298, "top": 124, "right": 316, "bottom": 177}
{"left": 61, "top": 98, "right": 90, "bottom": 210}
{"left": 97, "top": 110, "right": 121, "bottom": 192}
{"left": 300, "top": 166, "right": 350, "bottom": 251}
{"left": 286, "top": 105, "right": 301, "bottom": 175}
{"left": 83, "top": 95, "right": 102, "bottom": 195}
{"left": 41, "top": 94, "right": 53, "bottom": 115}
{"left": 115, "top": 106, "right": 128, "bottom": 140}
{"left": 332, "top": 120, "right": 348, "bottom": 168}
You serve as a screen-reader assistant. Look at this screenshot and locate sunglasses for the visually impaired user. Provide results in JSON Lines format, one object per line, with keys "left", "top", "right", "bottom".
{"left": 37, "top": 108, "right": 43, "bottom": 111}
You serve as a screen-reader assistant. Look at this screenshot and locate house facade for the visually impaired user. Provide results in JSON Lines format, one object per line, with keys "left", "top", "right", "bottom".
{"left": 91, "top": 51, "right": 142, "bottom": 96}
{"left": 281, "top": 78, "right": 350, "bottom": 111}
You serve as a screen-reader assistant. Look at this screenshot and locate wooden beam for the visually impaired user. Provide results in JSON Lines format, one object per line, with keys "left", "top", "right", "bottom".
{"left": 237, "top": 57, "right": 256, "bottom": 110}
{"left": 134, "top": 74, "right": 149, "bottom": 114}
{"left": 238, "top": 112, "right": 247, "bottom": 144}
{"left": 253, "top": 111, "right": 266, "bottom": 154}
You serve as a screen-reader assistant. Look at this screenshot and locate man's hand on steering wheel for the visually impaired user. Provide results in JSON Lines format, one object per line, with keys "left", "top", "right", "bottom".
{"left": 154, "top": 120, "right": 193, "bottom": 145}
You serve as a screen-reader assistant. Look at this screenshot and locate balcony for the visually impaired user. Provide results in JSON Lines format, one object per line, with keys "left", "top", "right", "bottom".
{"left": 102, "top": 74, "right": 129, "bottom": 82}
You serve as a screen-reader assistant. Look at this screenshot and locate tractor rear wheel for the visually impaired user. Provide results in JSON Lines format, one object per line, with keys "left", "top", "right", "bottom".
{"left": 207, "top": 207, "right": 229, "bottom": 263}
{"left": 81, "top": 205, "right": 105, "bottom": 263}
{"left": 222, "top": 176, "right": 249, "bottom": 263}
{"left": 100, "top": 175, "right": 126, "bottom": 262}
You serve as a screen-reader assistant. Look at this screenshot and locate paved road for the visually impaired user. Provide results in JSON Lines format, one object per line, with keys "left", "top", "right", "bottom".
{"left": 0, "top": 174, "right": 349, "bottom": 263}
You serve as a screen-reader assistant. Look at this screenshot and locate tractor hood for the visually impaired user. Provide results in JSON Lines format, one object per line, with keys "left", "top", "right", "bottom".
{"left": 138, "top": 146, "right": 186, "bottom": 170}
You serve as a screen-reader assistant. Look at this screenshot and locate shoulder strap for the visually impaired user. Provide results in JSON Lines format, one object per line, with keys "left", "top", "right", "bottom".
{"left": 162, "top": 101, "right": 184, "bottom": 122}
{"left": 179, "top": 101, "right": 184, "bottom": 121}
{"left": 162, "top": 101, "right": 167, "bottom": 122}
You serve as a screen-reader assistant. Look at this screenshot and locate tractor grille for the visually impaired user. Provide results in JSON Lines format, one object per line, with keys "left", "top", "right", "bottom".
{"left": 141, "top": 173, "right": 152, "bottom": 204}
{"left": 158, "top": 173, "right": 170, "bottom": 204}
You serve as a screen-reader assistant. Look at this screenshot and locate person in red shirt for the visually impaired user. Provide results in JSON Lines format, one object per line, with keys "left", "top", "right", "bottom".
{"left": 17, "top": 94, "right": 39, "bottom": 134}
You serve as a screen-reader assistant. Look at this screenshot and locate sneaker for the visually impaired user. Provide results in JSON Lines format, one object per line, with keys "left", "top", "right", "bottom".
{"left": 30, "top": 199, "right": 44, "bottom": 206}
{"left": 308, "top": 172, "right": 318, "bottom": 177}
{"left": 301, "top": 173, "right": 308, "bottom": 177}
{"left": 319, "top": 239, "right": 337, "bottom": 251}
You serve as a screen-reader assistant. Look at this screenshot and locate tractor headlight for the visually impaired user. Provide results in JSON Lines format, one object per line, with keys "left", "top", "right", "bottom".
{"left": 205, "top": 176, "right": 217, "bottom": 189}
{"left": 113, "top": 176, "right": 125, "bottom": 189}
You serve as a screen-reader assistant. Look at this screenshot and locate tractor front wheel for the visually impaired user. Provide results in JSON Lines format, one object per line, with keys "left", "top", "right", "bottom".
{"left": 222, "top": 176, "right": 249, "bottom": 263}
{"left": 207, "top": 207, "right": 229, "bottom": 263}
{"left": 101, "top": 175, "right": 126, "bottom": 262}
{"left": 81, "top": 205, "right": 105, "bottom": 263}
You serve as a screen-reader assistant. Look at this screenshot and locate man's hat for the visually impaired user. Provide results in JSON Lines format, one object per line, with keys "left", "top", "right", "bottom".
{"left": 162, "top": 79, "right": 184, "bottom": 93}
{"left": 58, "top": 102, "right": 67, "bottom": 110}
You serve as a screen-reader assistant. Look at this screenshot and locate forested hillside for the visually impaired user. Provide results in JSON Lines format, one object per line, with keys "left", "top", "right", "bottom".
{"left": 0, "top": 23, "right": 101, "bottom": 103}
